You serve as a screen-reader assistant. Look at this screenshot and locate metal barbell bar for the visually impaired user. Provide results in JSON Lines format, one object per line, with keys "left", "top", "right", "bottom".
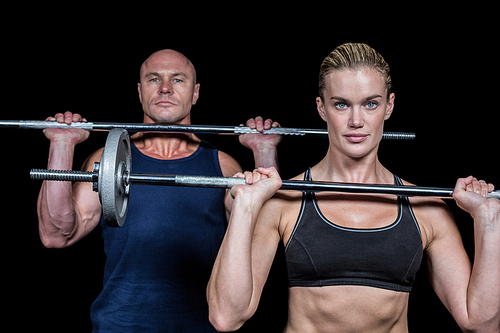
{"left": 0, "top": 120, "right": 416, "bottom": 140}
{"left": 30, "top": 129, "right": 498, "bottom": 228}
{"left": 32, "top": 168, "right": 498, "bottom": 198}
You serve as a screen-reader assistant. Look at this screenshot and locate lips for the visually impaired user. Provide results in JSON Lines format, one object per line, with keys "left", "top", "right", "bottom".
{"left": 344, "top": 133, "right": 368, "bottom": 143}
{"left": 155, "top": 99, "right": 177, "bottom": 106}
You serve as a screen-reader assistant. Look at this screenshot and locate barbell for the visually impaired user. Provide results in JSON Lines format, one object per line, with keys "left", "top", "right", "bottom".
{"left": 30, "top": 128, "right": 500, "bottom": 228}
{"left": 0, "top": 120, "right": 416, "bottom": 140}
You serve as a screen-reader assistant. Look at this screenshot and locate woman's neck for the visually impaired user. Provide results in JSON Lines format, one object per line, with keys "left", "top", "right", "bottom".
{"left": 313, "top": 145, "right": 393, "bottom": 184}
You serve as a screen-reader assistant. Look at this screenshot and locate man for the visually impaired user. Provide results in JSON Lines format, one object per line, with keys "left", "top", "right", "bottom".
{"left": 37, "top": 49, "right": 281, "bottom": 332}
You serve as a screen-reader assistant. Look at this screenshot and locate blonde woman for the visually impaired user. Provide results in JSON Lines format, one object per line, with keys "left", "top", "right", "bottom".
{"left": 207, "top": 43, "right": 500, "bottom": 332}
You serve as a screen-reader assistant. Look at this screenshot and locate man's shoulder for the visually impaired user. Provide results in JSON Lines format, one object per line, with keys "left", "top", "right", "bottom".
{"left": 217, "top": 150, "right": 242, "bottom": 177}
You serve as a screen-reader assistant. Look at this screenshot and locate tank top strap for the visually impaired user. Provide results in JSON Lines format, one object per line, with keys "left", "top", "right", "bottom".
{"left": 392, "top": 174, "right": 422, "bottom": 238}
{"left": 304, "top": 168, "right": 312, "bottom": 181}
{"left": 303, "top": 168, "right": 314, "bottom": 200}
{"left": 393, "top": 174, "right": 404, "bottom": 186}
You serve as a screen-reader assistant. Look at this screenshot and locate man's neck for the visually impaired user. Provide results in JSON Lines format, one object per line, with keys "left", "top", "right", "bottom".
{"left": 130, "top": 132, "right": 201, "bottom": 160}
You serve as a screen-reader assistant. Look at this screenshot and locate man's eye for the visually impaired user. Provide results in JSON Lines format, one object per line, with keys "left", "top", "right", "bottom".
{"left": 173, "top": 78, "right": 183, "bottom": 83}
{"left": 150, "top": 78, "right": 159, "bottom": 82}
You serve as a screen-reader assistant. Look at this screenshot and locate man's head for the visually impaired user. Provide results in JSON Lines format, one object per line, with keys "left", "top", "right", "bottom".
{"left": 138, "top": 49, "right": 200, "bottom": 124}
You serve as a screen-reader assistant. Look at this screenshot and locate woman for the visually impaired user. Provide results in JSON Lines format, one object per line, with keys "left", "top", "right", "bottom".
{"left": 207, "top": 43, "right": 500, "bottom": 332}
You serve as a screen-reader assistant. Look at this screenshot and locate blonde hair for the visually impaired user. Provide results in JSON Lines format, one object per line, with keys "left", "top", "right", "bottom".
{"left": 318, "top": 43, "right": 392, "bottom": 101}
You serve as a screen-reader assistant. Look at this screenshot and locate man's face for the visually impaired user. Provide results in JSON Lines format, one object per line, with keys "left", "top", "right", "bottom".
{"left": 138, "top": 50, "right": 200, "bottom": 124}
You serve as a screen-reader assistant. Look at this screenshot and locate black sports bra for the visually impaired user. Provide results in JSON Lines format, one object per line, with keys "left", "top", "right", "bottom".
{"left": 285, "top": 169, "right": 423, "bottom": 292}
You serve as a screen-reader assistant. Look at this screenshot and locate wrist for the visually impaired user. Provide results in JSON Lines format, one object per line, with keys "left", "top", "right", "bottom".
{"left": 472, "top": 200, "right": 500, "bottom": 225}
{"left": 249, "top": 141, "right": 279, "bottom": 152}
{"left": 47, "top": 140, "right": 77, "bottom": 170}
{"left": 49, "top": 136, "right": 79, "bottom": 146}
{"left": 252, "top": 144, "right": 279, "bottom": 169}
{"left": 233, "top": 189, "right": 266, "bottom": 213}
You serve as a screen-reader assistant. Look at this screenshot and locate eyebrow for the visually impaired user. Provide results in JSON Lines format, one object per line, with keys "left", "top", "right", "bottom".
{"left": 330, "top": 94, "right": 383, "bottom": 102}
{"left": 144, "top": 72, "right": 189, "bottom": 78}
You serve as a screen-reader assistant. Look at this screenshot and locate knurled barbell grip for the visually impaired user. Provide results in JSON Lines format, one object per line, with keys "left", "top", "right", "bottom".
{"left": 30, "top": 169, "right": 97, "bottom": 183}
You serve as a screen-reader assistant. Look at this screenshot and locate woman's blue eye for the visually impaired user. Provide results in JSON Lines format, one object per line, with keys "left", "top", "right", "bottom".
{"left": 335, "top": 103, "right": 348, "bottom": 109}
{"left": 366, "top": 101, "right": 378, "bottom": 109}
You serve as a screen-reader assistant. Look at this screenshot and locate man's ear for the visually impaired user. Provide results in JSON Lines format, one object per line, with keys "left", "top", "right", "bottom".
{"left": 137, "top": 83, "right": 143, "bottom": 104}
{"left": 192, "top": 83, "right": 200, "bottom": 105}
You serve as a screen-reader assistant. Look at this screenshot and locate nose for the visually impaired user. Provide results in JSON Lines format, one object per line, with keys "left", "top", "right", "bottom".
{"left": 348, "top": 107, "right": 364, "bottom": 128}
{"left": 159, "top": 81, "right": 172, "bottom": 94}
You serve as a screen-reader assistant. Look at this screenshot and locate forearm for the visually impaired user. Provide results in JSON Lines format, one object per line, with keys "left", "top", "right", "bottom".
{"left": 252, "top": 143, "right": 279, "bottom": 170}
{"left": 208, "top": 194, "right": 263, "bottom": 330}
{"left": 466, "top": 205, "right": 500, "bottom": 331}
{"left": 37, "top": 140, "right": 79, "bottom": 247}
{"left": 238, "top": 117, "right": 281, "bottom": 170}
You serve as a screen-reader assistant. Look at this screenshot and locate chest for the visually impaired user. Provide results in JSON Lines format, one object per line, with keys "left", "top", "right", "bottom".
{"left": 281, "top": 194, "right": 401, "bottom": 246}
{"left": 100, "top": 142, "right": 227, "bottom": 272}
{"left": 314, "top": 193, "right": 400, "bottom": 229}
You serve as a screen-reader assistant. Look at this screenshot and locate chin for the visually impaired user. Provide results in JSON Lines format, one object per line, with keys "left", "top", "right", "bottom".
{"left": 147, "top": 109, "right": 189, "bottom": 124}
{"left": 340, "top": 143, "right": 379, "bottom": 160}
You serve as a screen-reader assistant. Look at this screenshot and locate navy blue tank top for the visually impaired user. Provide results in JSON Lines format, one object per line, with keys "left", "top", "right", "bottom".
{"left": 90, "top": 140, "right": 226, "bottom": 332}
{"left": 285, "top": 169, "right": 423, "bottom": 292}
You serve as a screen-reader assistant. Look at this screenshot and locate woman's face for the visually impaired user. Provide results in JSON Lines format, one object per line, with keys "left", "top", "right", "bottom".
{"left": 316, "top": 68, "right": 395, "bottom": 159}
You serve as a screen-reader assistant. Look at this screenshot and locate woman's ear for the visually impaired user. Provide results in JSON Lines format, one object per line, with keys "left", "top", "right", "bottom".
{"left": 384, "top": 93, "right": 395, "bottom": 120}
{"left": 316, "top": 97, "right": 327, "bottom": 122}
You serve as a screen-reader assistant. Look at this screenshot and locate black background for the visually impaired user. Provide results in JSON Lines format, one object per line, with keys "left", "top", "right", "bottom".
{"left": 3, "top": 9, "right": 497, "bottom": 332}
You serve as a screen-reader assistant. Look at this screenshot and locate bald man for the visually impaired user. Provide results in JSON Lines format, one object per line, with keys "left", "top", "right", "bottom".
{"left": 37, "top": 49, "right": 281, "bottom": 332}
